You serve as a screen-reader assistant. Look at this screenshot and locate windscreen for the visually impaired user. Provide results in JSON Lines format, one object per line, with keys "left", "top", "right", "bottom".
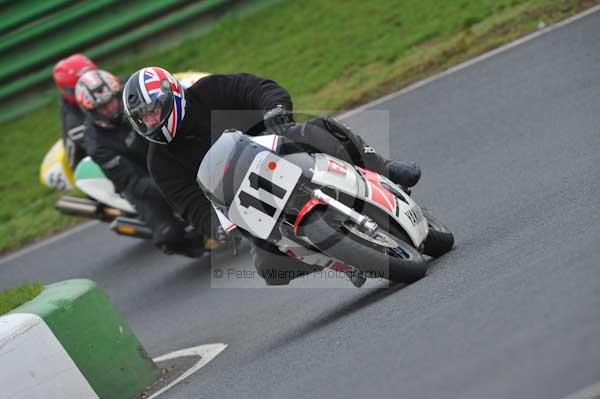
{"left": 197, "top": 131, "right": 261, "bottom": 207}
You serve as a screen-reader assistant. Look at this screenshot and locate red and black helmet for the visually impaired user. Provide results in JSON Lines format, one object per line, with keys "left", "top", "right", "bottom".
{"left": 75, "top": 69, "right": 123, "bottom": 128}
{"left": 52, "top": 54, "right": 97, "bottom": 104}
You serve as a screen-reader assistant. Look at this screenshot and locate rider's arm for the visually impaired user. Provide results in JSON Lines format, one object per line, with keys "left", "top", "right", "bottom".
{"left": 231, "top": 73, "right": 293, "bottom": 112}
{"left": 59, "top": 100, "right": 87, "bottom": 168}
{"left": 84, "top": 125, "right": 157, "bottom": 198}
{"left": 147, "top": 143, "right": 212, "bottom": 234}
{"left": 282, "top": 117, "right": 389, "bottom": 175}
{"left": 91, "top": 146, "right": 151, "bottom": 197}
{"left": 184, "top": 73, "right": 294, "bottom": 137}
{"left": 190, "top": 73, "right": 293, "bottom": 114}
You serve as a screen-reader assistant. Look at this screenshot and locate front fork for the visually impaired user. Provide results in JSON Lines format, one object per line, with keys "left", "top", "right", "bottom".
{"left": 290, "top": 188, "right": 381, "bottom": 287}
{"left": 311, "top": 189, "right": 379, "bottom": 236}
{"left": 292, "top": 188, "right": 380, "bottom": 239}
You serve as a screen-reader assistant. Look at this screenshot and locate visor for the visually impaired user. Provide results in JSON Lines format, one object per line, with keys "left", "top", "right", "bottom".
{"left": 126, "top": 88, "right": 174, "bottom": 142}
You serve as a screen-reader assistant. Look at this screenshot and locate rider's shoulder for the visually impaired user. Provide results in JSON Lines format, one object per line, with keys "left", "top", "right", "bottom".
{"left": 187, "top": 74, "right": 224, "bottom": 91}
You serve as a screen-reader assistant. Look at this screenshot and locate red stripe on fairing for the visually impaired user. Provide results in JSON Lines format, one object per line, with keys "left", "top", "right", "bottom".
{"left": 369, "top": 183, "right": 395, "bottom": 213}
{"left": 329, "top": 261, "right": 353, "bottom": 272}
{"left": 225, "top": 224, "right": 236, "bottom": 232}
{"left": 327, "top": 159, "right": 347, "bottom": 175}
{"left": 358, "top": 168, "right": 397, "bottom": 214}
{"left": 286, "top": 249, "right": 304, "bottom": 261}
{"left": 293, "top": 198, "right": 327, "bottom": 235}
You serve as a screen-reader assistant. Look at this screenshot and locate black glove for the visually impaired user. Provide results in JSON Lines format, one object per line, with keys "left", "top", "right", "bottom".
{"left": 263, "top": 105, "right": 295, "bottom": 135}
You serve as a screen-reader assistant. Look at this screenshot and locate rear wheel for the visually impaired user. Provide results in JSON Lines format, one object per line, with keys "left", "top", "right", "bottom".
{"left": 299, "top": 207, "right": 427, "bottom": 283}
{"left": 421, "top": 208, "right": 454, "bottom": 258}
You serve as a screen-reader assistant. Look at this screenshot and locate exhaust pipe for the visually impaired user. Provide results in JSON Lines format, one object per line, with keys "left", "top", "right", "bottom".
{"left": 55, "top": 196, "right": 126, "bottom": 221}
{"left": 55, "top": 196, "right": 101, "bottom": 218}
{"left": 110, "top": 216, "right": 153, "bottom": 239}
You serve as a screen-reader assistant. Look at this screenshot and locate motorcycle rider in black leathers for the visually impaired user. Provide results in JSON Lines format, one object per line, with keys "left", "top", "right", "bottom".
{"left": 75, "top": 69, "right": 190, "bottom": 254}
{"left": 122, "top": 67, "right": 421, "bottom": 285}
{"left": 52, "top": 54, "right": 98, "bottom": 170}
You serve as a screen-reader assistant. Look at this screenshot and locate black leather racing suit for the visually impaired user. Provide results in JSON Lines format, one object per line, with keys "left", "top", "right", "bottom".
{"left": 148, "top": 73, "right": 394, "bottom": 284}
{"left": 58, "top": 98, "right": 88, "bottom": 169}
{"left": 84, "top": 118, "right": 187, "bottom": 251}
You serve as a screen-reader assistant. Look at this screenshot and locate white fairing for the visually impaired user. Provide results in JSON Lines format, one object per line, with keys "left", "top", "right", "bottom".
{"left": 227, "top": 151, "right": 302, "bottom": 239}
{"left": 311, "top": 153, "right": 429, "bottom": 247}
{"left": 76, "top": 178, "right": 136, "bottom": 214}
{"left": 311, "top": 154, "right": 360, "bottom": 197}
{"left": 212, "top": 204, "right": 236, "bottom": 233}
{"left": 250, "top": 134, "right": 279, "bottom": 151}
{"left": 203, "top": 135, "right": 278, "bottom": 236}
{"left": 211, "top": 136, "right": 428, "bottom": 248}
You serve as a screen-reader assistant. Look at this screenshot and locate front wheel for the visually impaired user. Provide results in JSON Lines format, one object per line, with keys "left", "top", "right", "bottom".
{"left": 298, "top": 207, "right": 428, "bottom": 283}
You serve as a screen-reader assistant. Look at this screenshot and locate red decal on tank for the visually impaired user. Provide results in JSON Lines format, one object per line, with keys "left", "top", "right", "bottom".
{"left": 329, "top": 261, "right": 353, "bottom": 272}
{"left": 357, "top": 168, "right": 396, "bottom": 214}
{"left": 327, "top": 159, "right": 347, "bottom": 175}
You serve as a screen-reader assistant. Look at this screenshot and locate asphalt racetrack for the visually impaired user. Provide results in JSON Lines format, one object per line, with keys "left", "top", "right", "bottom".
{"left": 2, "top": 9, "right": 600, "bottom": 399}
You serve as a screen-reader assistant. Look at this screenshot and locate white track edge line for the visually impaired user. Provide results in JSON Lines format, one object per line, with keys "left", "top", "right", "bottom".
{"left": 0, "top": 221, "right": 99, "bottom": 265}
{"left": 147, "top": 343, "right": 227, "bottom": 399}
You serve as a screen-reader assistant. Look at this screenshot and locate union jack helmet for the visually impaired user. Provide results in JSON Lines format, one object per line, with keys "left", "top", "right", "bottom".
{"left": 122, "top": 67, "right": 186, "bottom": 144}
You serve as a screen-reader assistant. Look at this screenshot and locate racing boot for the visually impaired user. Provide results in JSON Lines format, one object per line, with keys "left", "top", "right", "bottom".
{"left": 384, "top": 160, "right": 421, "bottom": 193}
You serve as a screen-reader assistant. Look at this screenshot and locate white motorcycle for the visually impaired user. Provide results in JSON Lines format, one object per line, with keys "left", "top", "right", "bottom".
{"left": 198, "top": 130, "right": 454, "bottom": 285}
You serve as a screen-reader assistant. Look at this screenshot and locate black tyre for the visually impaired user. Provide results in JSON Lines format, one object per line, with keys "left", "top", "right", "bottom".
{"left": 299, "top": 208, "right": 428, "bottom": 283}
{"left": 421, "top": 208, "right": 454, "bottom": 258}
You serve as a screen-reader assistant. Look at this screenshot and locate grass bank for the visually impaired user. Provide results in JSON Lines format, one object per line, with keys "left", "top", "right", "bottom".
{"left": 0, "top": 283, "right": 43, "bottom": 316}
{"left": 1, "top": 0, "right": 597, "bottom": 253}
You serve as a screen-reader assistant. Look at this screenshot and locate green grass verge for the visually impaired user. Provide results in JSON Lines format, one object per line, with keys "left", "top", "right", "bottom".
{"left": 1, "top": 0, "right": 597, "bottom": 254}
{"left": 0, "top": 283, "right": 43, "bottom": 316}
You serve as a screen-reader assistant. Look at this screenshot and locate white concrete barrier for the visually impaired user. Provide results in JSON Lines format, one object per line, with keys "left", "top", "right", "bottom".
{"left": 0, "top": 313, "right": 99, "bottom": 399}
